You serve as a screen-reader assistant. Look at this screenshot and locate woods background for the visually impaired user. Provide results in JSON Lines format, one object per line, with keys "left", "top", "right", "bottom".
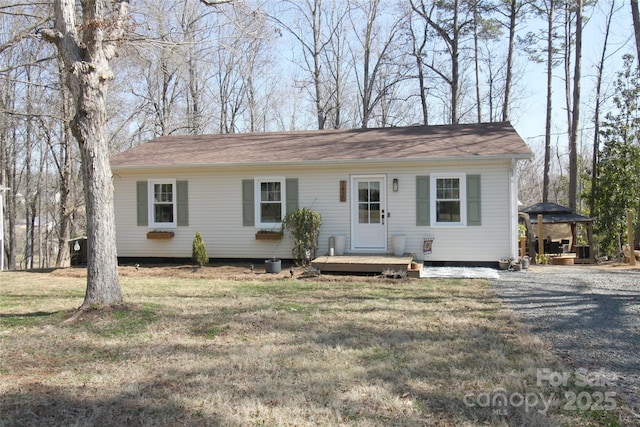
{"left": 2, "top": 0, "right": 639, "bottom": 270}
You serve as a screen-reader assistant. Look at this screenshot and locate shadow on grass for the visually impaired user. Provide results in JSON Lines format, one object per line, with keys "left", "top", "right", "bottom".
{"left": 0, "top": 381, "right": 220, "bottom": 426}
{"left": 0, "top": 311, "right": 61, "bottom": 318}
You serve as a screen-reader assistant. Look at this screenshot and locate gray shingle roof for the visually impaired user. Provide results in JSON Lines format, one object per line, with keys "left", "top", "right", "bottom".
{"left": 110, "top": 122, "right": 532, "bottom": 170}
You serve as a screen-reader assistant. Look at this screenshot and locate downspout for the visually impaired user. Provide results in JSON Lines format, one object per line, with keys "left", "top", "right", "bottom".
{"left": 510, "top": 159, "right": 518, "bottom": 260}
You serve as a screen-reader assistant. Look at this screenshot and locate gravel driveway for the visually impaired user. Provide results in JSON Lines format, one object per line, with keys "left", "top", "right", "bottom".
{"left": 492, "top": 265, "right": 640, "bottom": 415}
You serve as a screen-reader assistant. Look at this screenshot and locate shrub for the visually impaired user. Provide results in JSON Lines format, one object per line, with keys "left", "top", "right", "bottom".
{"left": 192, "top": 232, "right": 208, "bottom": 266}
{"left": 283, "top": 207, "right": 322, "bottom": 266}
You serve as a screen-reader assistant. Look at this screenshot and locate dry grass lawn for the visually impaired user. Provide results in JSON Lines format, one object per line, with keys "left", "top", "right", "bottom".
{"left": 0, "top": 265, "right": 627, "bottom": 426}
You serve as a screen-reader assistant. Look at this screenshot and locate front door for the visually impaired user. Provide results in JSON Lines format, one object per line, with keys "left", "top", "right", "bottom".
{"left": 351, "top": 176, "right": 386, "bottom": 251}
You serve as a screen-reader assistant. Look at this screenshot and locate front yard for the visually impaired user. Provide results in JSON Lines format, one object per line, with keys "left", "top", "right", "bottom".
{"left": 0, "top": 266, "right": 626, "bottom": 426}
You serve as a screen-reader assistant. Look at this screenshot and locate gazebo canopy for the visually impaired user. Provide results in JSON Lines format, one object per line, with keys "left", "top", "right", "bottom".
{"left": 521, "top": 202, "right": 592, "bottom": 224}
{"left": 520, "top": 202, "right": 595, "bottom": 263}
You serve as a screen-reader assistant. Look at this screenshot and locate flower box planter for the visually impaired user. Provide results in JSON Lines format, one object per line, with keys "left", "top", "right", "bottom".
{"left": 255, "top": 232, "right": 282, "bottom": 241}
{"left": 146, "top": 231, "right": 175, "bottom": 239}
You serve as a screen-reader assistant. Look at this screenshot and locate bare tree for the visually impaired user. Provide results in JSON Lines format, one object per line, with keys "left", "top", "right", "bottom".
{"left": 322, "top": 2, "right": 351, "bottom": 129}
{"left": 405, "top": 7, "right": 430, "bottom": 125}
{"left": 495, "top": 0, "right": 532, "bottom": 122}
{"left": 590, "top": 1, "right": 620, "bottom": 216}
{"left": 270, "top": 0, "right": 346, "bottom": 130}
{"left": 42, "top": 0, "right": 129, "bottom": 308}
{"left": 0, "top": 4, "right": 57, "bottom": 270}
{"left": 52, "top": 58, "right": 78, "bottom": 268}
{"left": 410, "top": 0, "right": 473, "bottom": 124}
{"left": 350, "top": 0, "right": 403, "bottom": 128}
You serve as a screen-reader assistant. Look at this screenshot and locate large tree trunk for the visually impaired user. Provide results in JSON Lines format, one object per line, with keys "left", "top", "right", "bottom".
{"left": 43, "top": 0, "right": 124, "bottom": 308}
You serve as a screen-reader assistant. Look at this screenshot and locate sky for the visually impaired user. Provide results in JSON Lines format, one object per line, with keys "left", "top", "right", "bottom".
{"left": 510, "top": 1, "right": 635, "bottom": 156}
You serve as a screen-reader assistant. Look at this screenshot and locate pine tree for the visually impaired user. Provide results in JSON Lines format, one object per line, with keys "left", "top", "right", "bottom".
{"left": 192, "top": 232, "right": 209, "bottom": 267}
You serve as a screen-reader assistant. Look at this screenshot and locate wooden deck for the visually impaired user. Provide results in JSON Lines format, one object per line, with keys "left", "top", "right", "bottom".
{"left": 311, "top": 254, "right": 414, "bottom": 274}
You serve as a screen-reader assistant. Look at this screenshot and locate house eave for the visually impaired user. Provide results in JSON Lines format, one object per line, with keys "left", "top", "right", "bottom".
{"left": 110, "top": 153, "right": 532, "bottom": 173}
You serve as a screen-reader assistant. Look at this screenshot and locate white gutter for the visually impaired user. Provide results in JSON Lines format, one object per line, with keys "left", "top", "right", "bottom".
{"left": 509, "top": 159, "right": 519, "bottom": 260}
{"left": 111, "top": 153, "right": 534, "bottom": 172}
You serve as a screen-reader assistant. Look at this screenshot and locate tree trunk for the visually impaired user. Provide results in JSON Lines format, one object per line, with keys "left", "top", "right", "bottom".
{"left": 43, "top": 0, "right": 124, "bottom": 308}
{"left": 502, "top": 0, "right": 517, "bottom": 122}
{"left": 590, "top": 1, "right": 616, "bottom": 217}
{"left": 408, "top": 11, "right": 429, "bottom": 125}
{"left": 312, "top": 0, "right": 325, "bottom": 130}
{"left": 473, "top": 2, "right": 482, "bottom": 123}
{"left": 543, "top": 0, "right": 554, "bottom": 203}
{"left": 361, "top": 3, "right": 372, "bottom": 129}
{"left": 55, "top": 73, "right": 73, "bottom": 268}
{"left": 568, "top": 0, "right": 583, "bottom": 211}
{"left": 411, "top": 0, "right": 466, "bottom": 125}
{"left": 451, "top": 0, "right": 460, "bottom": 124}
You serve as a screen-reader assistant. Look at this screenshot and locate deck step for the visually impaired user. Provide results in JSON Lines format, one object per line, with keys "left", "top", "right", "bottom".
{"left": 311, "top": 255, "right": 413, "bottom": 274}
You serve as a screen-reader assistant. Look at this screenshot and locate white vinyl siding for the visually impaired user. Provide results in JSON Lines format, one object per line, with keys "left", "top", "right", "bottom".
{"left": 113, "top": 160, "right": 515, "bottom": 262}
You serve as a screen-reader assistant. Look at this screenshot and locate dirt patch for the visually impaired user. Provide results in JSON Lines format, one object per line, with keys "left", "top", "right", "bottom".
{"left": 51, "top": 263, "right": 395, "bottom": 283}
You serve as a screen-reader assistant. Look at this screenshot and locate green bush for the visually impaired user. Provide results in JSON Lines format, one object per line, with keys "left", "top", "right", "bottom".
{"left": 192, "top": 232, "right": 208, "bottom": 266}
{"left": 283, "top": 207, "right": 322, "bottom": 266}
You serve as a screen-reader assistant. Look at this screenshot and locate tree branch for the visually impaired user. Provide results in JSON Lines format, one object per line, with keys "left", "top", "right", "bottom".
{"left": 199, "top": 0, "right": 233, "bottom": 5}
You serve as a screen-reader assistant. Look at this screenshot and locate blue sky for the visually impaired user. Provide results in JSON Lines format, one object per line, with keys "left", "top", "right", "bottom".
{"left": 511, "top": 1, "right": 634, "bottom": 155}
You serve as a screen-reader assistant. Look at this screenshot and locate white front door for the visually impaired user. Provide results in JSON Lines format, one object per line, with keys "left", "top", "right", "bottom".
{"left": 351, "top": 176, "right": 387, "bottom": 251}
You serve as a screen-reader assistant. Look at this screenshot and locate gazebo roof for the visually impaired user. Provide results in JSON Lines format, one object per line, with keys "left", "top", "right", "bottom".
{"left": 521, "top": 202, "right": 592, "bottom": 224}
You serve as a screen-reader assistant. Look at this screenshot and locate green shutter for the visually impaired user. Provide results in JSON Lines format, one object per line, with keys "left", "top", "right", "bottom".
{"left": 416, "top": 176, "right": 430, "bottom": 226}
{"left": 286, "top": 178, "right": 298, "bottom": 215}
{"left": 466, "top": 174, "right": 481, "bottom": 226}
{"left": 176, "top": 180, "right": 189, "bottom": 226}
{"left": 136, "top": 181, "right": 148, "bottom": 226}
{"left": 242, "top": 179, "right": 255, "bottom": 226}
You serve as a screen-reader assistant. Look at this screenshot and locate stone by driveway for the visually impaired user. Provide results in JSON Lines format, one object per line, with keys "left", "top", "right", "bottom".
{"left": 492, "top": 265, "right": 640, "bottom": 415}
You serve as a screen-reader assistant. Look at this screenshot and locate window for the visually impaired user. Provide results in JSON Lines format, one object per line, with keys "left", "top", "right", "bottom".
{"left": 255, "top": 177, "right": 286, "bottom": 228}
{"left": 431, "top": 174, "right": 466, "bottom": 226}
{"left": 358, "top": 181, "right": 381, "bottom": 224}
{"left": 436, "top": 178, "right": 460, "bottom": 222}
{"left": 149, "top": 179, "right": 176, "bottom": 228}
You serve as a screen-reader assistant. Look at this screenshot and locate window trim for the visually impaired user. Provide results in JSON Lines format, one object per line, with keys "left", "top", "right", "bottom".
{"left": 254, "top": 176, "right": 286, "bottom": 229}
{"left": 148, "top": 179, "right": 177, "bottom": 229}
{"left": 430, "top": 173, "right": 467, "bottom": 227}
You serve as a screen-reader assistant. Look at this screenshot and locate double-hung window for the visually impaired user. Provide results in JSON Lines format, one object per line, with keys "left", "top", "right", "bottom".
{"left": 432, "top": 173, "right": 466, "bottom": 226}
{"left": 255, "top": 177, "right": 285, "bottom": 228}
{"left": 149, "top": 179, "right": 177, "bottom": 228}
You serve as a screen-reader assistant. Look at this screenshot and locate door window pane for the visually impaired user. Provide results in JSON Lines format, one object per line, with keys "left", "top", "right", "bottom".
{"left": 358, "top": 181, "right": 381, "bottom": 224}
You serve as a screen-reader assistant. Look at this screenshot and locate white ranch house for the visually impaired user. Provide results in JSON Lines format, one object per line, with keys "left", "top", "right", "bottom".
{"left": 110, "top": 122, "right": 532, "bottom": 266}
